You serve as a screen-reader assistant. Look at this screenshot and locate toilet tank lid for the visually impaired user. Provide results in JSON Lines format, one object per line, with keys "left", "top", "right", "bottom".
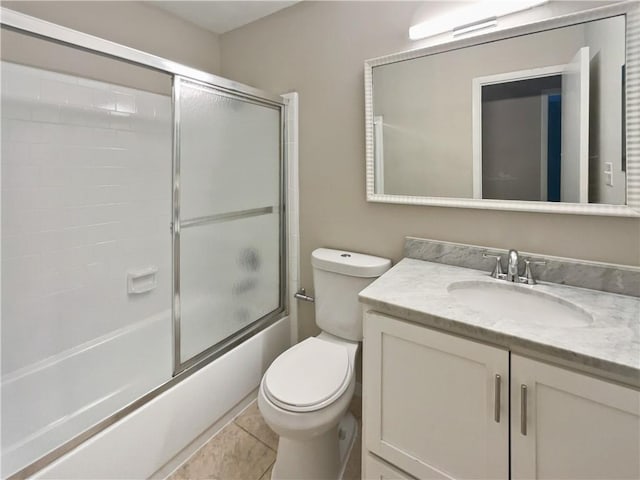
{"left": 311, "top": 248, "right": 391, "bottom": 278}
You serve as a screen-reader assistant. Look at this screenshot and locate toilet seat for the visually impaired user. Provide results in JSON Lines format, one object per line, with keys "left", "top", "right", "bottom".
{"left": 263, "top": 337, "right": 352, "bottom": 413}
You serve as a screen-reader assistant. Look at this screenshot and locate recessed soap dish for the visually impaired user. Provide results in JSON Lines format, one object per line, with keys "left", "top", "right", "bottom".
{"left": 127, "top": 266, "right": 158, "bottom": 294}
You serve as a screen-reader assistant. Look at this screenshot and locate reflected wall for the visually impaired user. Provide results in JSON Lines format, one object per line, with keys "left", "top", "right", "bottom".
{"left": 372, "top": 15, "right": 626, "bottom": 204}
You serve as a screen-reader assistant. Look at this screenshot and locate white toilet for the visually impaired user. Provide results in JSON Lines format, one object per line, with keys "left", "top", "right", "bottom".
{"left": 258, "top": 248, "right": 391, "bottom": 480}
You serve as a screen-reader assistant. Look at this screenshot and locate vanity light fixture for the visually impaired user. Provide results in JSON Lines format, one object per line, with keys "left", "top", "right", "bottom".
{"left": 453, "top": 18, "right": 498, "bottom": 37}
{"left": 409, "top": 0, "right": 548, "bottom": 40}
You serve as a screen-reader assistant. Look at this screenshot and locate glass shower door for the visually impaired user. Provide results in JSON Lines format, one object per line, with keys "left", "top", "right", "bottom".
{"left": 174, "top": 77, "right": 284, "bottom": 370}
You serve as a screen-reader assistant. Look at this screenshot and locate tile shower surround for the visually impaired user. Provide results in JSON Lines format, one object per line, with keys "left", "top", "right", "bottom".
{"left": 404, "top": 237, "right": 640, "bottom": 297}
{"left": 1, "top": 61, "right": 172, "bottom": 373}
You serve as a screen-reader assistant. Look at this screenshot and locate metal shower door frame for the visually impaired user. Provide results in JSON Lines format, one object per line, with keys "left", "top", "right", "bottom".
{"left": 0, "top": 8, "right": 289, "bottom": 478}
{"left": 171, "top": 76, "right": 288, "bottom": 375}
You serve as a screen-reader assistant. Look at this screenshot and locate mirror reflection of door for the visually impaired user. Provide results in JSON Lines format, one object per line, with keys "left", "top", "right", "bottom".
{"left": 474, "top": 47, "right": 590, "bottom": 202}
{"left": 560, "top": 46, "right": 590, "bottom": 203}
{"left": 480, "top": 74, "right": 562, "bottom": 202}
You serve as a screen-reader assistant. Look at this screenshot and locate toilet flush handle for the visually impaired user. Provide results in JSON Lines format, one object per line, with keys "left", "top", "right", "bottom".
{"left": 294, "top": 288, "right": 315, "bottom": 302}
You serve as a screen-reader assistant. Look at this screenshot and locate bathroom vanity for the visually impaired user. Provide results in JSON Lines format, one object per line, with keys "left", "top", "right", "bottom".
{"left": 359, "top": 242, "right": 640, "bottom": 480}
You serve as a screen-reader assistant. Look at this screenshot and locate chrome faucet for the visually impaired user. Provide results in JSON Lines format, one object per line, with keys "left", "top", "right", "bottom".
{"left": 506, "top": 249, "right": 520, "bottom": 283}
{"left": 482, "top": 249, "right": 546, "bottom": 284}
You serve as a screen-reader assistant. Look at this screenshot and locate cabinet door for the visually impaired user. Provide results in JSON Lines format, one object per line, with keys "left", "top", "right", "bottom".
{"left": 511, "top": 355, "right": 640, "bottom": 480}
{"left": 363, "top": 311, "right": 509, "bottom": 480}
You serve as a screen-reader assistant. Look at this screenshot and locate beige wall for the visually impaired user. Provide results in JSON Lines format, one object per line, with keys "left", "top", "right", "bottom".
{"left": 220, "top": 1, "right": 640, "bottom": 341}
{"left": 1, "top": 1, "right": 221, "bottom": 74}
{"left": 1, "top": 28, "right": 173, "bottom": 95}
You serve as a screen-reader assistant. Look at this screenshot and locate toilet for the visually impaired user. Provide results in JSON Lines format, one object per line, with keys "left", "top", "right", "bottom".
{"left": 258, "top": 248, "right": 391, "bottom": 480}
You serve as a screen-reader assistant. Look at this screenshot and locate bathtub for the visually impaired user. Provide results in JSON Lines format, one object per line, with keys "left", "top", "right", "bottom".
{"left": 1, "top": 312, "right": 290, "bottom": 478}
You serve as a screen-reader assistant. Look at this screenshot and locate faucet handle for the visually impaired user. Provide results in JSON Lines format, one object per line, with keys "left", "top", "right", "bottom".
{"left": 483, "top": 253, "right": 504, "bottom": 278}
{"left": 523, "top": 259, "right": 546, "bottom": 285}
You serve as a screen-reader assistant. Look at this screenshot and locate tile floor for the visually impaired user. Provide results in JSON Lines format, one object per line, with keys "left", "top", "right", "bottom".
{"left": 168, "top": 395, "right": 362, "bottom": 480}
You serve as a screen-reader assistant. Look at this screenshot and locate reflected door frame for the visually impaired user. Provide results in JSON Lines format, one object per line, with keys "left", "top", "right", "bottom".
{"left": 471, "top": 64, "right": 564, "bottom": 199}
{"left": 373, "top": 115, "right": 385, "bottom": 193}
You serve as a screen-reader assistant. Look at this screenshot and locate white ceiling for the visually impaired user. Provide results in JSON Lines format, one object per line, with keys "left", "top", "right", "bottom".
{"left": 149, "top": 1, "right": 300, "bottom": 35}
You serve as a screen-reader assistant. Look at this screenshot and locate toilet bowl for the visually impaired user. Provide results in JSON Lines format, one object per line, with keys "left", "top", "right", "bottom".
{"left": 259, "top": 333, "right": 358, "bottom": 480}
{"left": 258, "top": 248, "right": 391, "bottom": 480}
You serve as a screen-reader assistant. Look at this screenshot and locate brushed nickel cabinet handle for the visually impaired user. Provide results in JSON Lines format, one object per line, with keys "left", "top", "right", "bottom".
{"left": 521, "top": 384, "right": 528, "bottom": 436}
{"left": 494, "top": 374, "right": 501, "bottom": 423}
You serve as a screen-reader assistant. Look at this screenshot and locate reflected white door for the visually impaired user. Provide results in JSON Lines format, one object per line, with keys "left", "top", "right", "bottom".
{"left": 560, "top": 46, "right": 590, "bottom": 203}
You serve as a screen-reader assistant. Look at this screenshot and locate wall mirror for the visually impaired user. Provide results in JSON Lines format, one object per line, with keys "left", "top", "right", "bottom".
{"left": 365, "top": 2, "right": 640, "bottom": 216}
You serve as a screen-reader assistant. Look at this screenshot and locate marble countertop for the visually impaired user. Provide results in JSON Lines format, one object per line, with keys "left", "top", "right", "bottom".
{"left": 359, "top": 258, "right": 640, "bottom": 388}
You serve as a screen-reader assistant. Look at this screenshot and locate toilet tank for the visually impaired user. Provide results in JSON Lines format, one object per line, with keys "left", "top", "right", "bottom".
{"left": 311, "top": 248, "right": 391, "bottom": 341}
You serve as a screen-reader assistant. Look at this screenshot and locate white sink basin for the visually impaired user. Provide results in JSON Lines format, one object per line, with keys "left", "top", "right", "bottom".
{"left": 447, "top": 280, "right": 593, "bottom": 327}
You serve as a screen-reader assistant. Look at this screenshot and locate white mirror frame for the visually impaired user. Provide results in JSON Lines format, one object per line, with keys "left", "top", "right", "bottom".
{"left": 365, "top": 1, "right": 640, "bottom": 217}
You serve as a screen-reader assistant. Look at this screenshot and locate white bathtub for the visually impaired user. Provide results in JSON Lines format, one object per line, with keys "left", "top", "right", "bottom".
{"left": 1, "top": 312, "right": 290, "bottom": 478}
{"left": 1, "top": 312, "right": 172, "bottom": 477}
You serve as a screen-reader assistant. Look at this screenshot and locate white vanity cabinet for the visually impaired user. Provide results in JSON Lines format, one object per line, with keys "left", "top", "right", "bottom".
{"left": 363, "top": 311, "right": 640, "bottom": 480}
